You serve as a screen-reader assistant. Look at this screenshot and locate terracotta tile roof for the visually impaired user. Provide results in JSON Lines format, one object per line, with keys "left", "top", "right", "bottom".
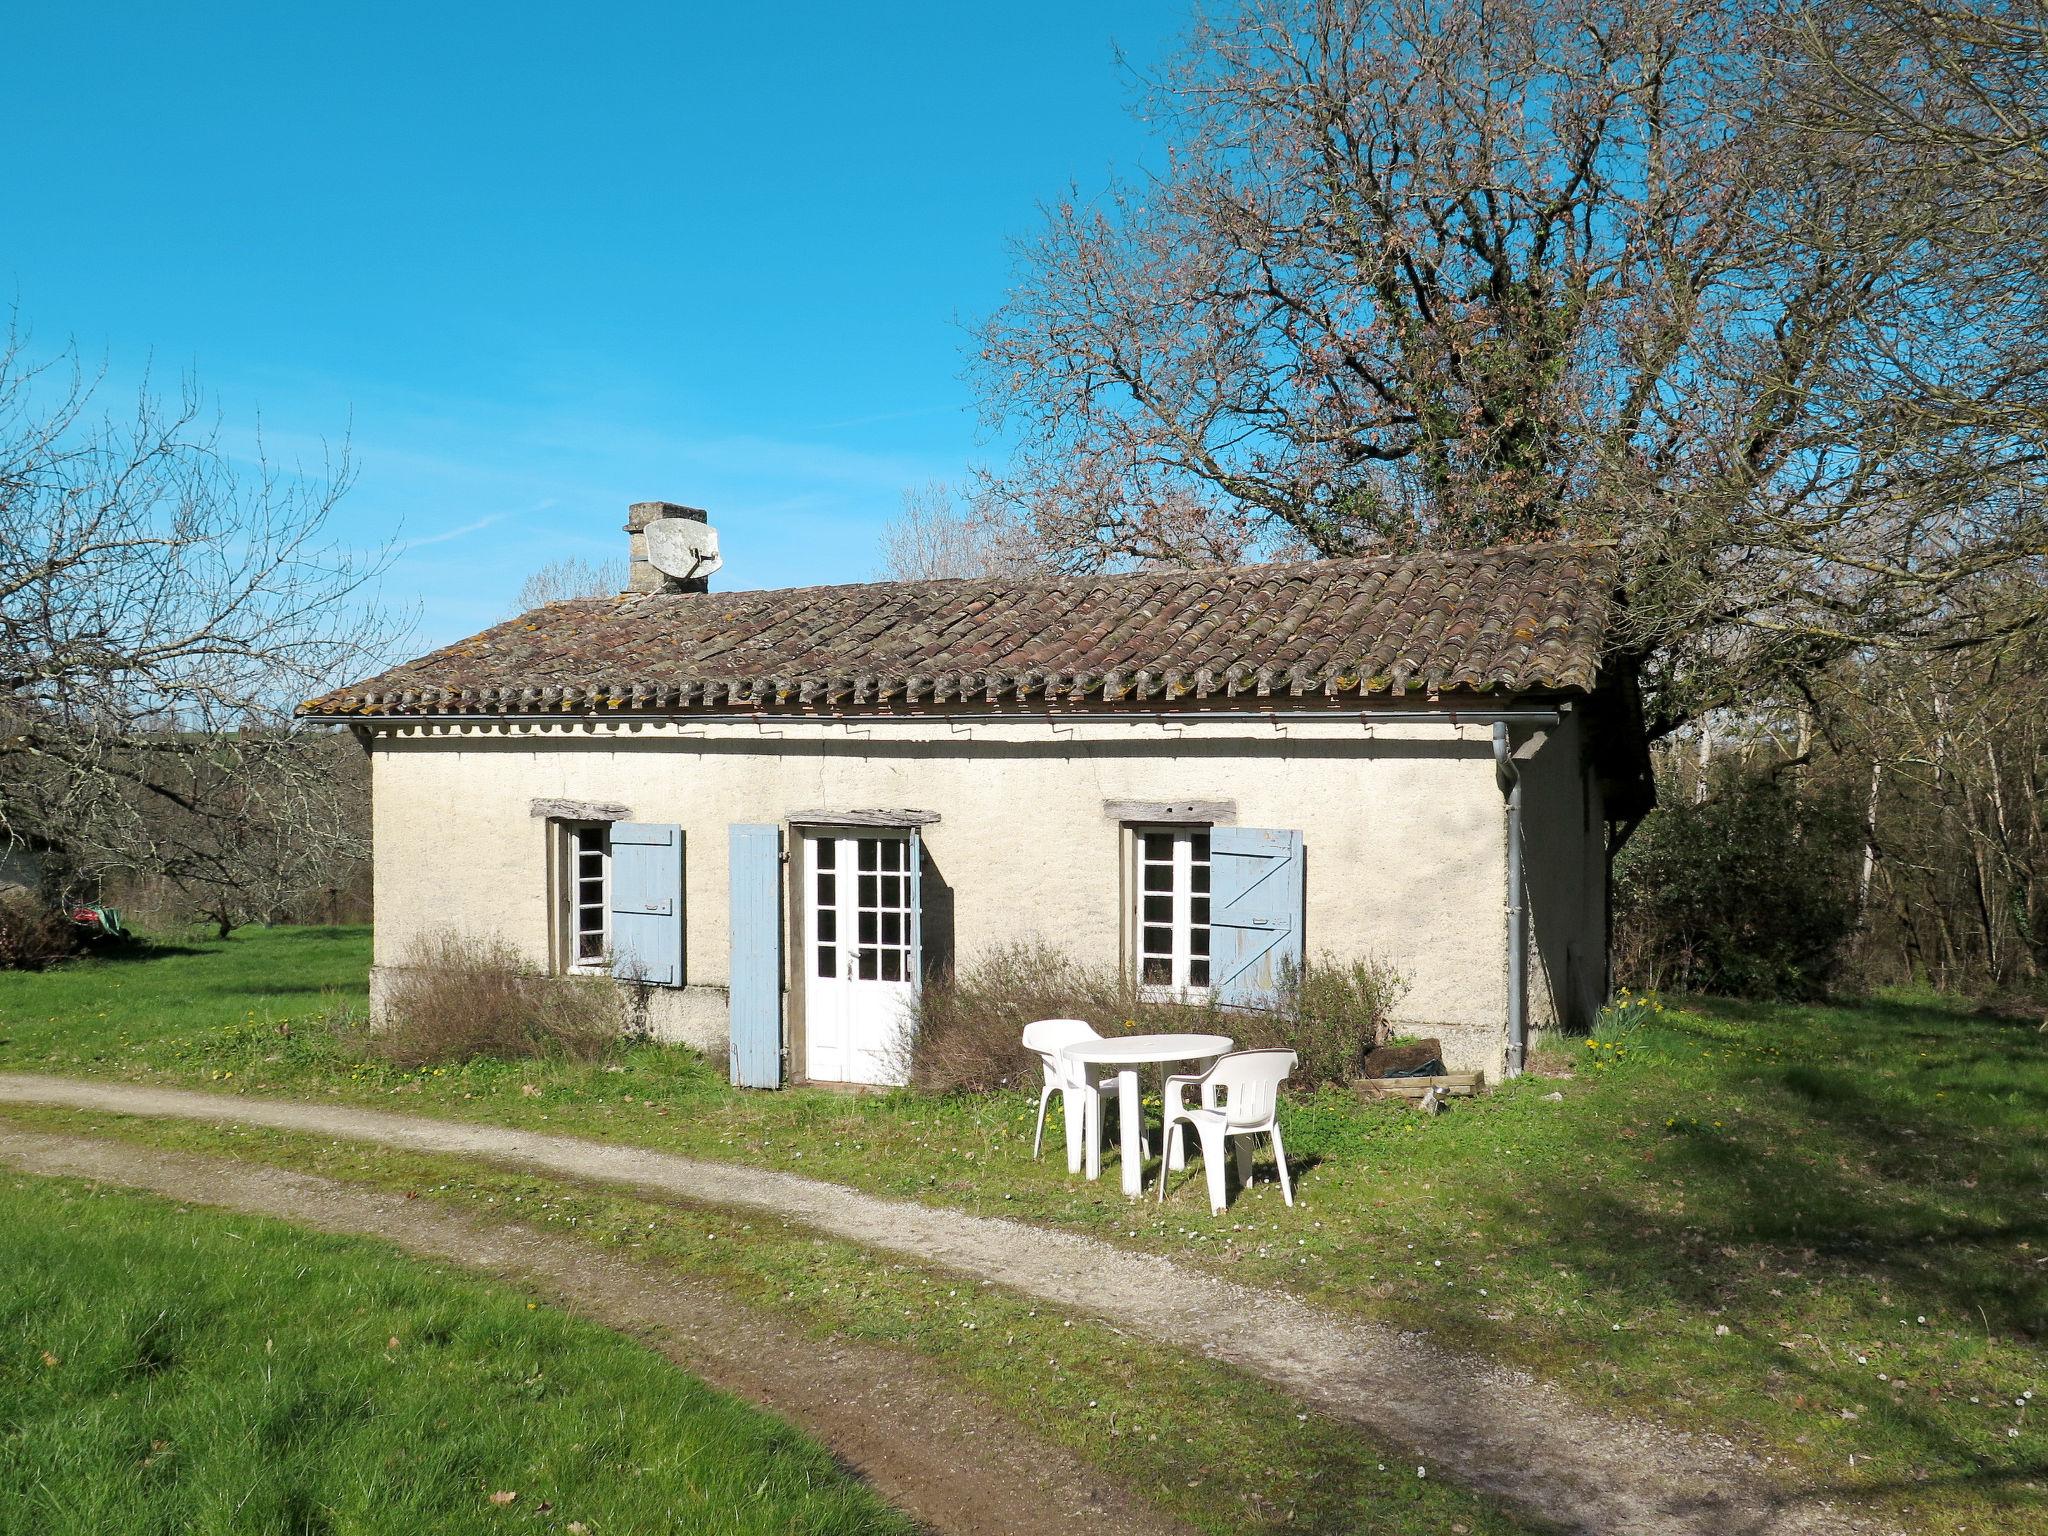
{"left": 301, "top": 542, "right": 1619, "bottom": 718}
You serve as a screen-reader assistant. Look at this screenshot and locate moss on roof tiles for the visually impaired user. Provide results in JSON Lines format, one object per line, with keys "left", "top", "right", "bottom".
{"left": 301, "top": 542, "right": 1618, "bottom": 718}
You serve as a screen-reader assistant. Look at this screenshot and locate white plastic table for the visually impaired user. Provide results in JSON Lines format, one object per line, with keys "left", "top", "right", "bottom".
{"left": 1060, "top": 1032, "right": 1234, "bottom": 1196}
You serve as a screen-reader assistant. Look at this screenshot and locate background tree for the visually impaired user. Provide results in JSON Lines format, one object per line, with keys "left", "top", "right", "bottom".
{"left": 1620, "top": 632, "right": 2048, "bottom": 998}
{"left": 972, "top": 0, "right": 2048, "bottom": 736}
{"left": 876, "top": 480, "right": 1054, "bottom": 582}
{"left": 0, "top": 325, "right": 395, "bottom": 924}
{"left": 1631, "top": 1, "right": 2048, "bottom": 994}
{"left": 1792, "top": 1, "right": 2045, "bottom": 206}
{"left": 1823, "top": 627, "right": 2048, "bottom": 990}
{"left": 127, "top": 730, "right": 371, "bottom": 939}
{"left": 513, "top": 554, "right": 627, "bottom": 611}
{"left": 1614, "top": 759, "right": 1864, "bottom": 997}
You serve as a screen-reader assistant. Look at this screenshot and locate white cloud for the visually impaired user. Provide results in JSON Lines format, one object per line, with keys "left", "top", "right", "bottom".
{"left": 391, "top": 507, "right": 522, "bottom": 553}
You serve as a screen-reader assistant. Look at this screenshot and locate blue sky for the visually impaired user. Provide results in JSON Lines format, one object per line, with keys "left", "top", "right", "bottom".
{"left": 7, "top": 3, "right": 1182, "bottom": 648}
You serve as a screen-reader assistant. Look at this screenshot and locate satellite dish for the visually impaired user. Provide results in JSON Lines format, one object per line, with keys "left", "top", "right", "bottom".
{"left": 646, "top": 518, "right": 723, "bottom": 583}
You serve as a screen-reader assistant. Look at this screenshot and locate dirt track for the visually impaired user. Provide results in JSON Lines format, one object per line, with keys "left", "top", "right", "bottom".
{"left": 0, "top": 1073, "right": 1888, "bottom": 1536}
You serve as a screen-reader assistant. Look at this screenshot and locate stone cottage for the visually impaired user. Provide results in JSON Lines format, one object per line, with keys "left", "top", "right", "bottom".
{"left": 301, "top": 502, "right": 1651, "bottom": 1087}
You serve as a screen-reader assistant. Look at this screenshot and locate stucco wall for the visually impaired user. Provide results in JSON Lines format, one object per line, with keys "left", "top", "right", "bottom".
{"left": 364, "top": 714, "right": 1572, "bottom": 1077}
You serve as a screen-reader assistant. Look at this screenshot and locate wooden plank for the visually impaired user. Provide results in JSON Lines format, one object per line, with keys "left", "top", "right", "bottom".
{"left": 1210, "top": 826, "right": 1303, "bottom": 1010}
{"left": 785, "top": 808, "right": 940, "bottom": 828}
{"left": 610, "top": 822, "right": 683, "bottom": 987}
{"left": 530, "top": 797, "right": 630, "bottom": 821}
{"left": 728, "top": 823, "right": 784, "bottom": 1089}
{"left": 1356, "top": 1072, "right": 1483, "bottom": 1099}
{"left": 1101, "top": 798, "right": 1238, "bottom": 825}
{"left": 1358, "top": 1072, "right": 1483, "bottom": 1088}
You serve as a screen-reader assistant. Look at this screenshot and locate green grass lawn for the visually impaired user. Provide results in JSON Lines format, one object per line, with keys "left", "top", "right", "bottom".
{"left": 0, "top": 1168, "right": 915, "bottom": 1535}
{"left": 0, "top": 926, "right": 371, "bottom": 1080}
{"left": 0, "top": 1108, "right": 1546, "bottom": 1536}
{"left": 3, "top": 927, "right": 2045, "bottom": 1531}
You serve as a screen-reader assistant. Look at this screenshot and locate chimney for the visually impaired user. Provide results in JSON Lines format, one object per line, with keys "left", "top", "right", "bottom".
{"left": 625, "top": 501, "right": 714, "bottom": 594}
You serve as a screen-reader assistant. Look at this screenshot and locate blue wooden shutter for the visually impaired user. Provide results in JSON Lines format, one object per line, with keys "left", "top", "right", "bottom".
{"left": 727, "top": 823, "right": 783, "bottom": 1088}
{"left": 609, "top": 823, "right": 682, "bottom": 987}
{"left": 1209, "top": 826, "right": 1304, "bottom": 1010}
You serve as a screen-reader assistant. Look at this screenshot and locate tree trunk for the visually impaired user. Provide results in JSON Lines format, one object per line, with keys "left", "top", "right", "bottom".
{"left": 1855, "top": 758, "right": 1882, "bottom": 945}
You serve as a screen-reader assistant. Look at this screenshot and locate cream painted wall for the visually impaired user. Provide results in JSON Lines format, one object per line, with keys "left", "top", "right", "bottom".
{"left": 364, "top": 714, "right": 1597, "bottom": 1077}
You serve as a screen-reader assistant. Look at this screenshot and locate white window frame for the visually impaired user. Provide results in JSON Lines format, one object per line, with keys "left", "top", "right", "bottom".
{"left": 558, "top": 821, "right": 611, "bottom": 973}
{"left": 1132, "top": 825, "right": 1212, "bottom": 1001}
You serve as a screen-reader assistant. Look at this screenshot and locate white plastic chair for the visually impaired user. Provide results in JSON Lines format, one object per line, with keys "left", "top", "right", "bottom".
{"left": 1021, "top": 1019, "right": 1119, "bottom": 1175}
{"left": 1157, "top": 1048, "right": 1297, "bottom": 1214}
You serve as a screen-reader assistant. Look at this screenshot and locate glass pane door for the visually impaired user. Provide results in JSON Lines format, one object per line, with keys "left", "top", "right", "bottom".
{"left": 805, "top": 831, "right": 916, "bottom": 1085}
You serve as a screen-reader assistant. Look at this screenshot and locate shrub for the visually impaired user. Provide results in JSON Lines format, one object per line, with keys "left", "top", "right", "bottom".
{"left": 905, "top": 941, "right": 1405, "bottom": 1093}
{"left": 0, "top": 894, "right": 85, "bottom": 971}
{"left": 905, "top": 942, "right": 1190, "bottom": 1092}
{"left": 374, "top": 933, "right": 626, "bottom": 1067}
{"left": 1614, "top": 766, "right": 1861, "bottom": 998}
{"left": 1251, "top": 953, "right": 1408, "bottom": 1087}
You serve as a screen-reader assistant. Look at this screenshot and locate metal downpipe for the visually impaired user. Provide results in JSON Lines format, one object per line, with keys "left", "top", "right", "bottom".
{"left": 1493, "top": 722, "right": 1527, "bottom": 1078}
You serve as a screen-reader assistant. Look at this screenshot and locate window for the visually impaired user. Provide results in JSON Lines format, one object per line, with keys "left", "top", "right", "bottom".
{"left": 1135, "top": 827, "right": 1211, "bottom": 997}
{"left": 562, "top": 823, "right": 610, "bottom": 970}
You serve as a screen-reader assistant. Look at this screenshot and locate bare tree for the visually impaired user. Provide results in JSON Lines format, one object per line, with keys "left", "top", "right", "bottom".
{"left": 131, "top": 729, "right": 370, "bottom": 938}
{"left": 1639, "top": 624, "right": 2048, "bottom": 994}
{"left": 513, "top": 554, "right": 627, "bottom": 611}
{"left": 1792, "top": 1, "right": 2046, "bottom": 202}
{"left": 1831, "top": 629, "right": 2048, "bottom": 989}
{"left": 973, "top": 0, "right": 2048, "bottom": 733}
{"left": 0, "top": 324, "right": 397, "bottom": 910}
{"left": 876, "top": 480, "right": 1055, "bottom": 581}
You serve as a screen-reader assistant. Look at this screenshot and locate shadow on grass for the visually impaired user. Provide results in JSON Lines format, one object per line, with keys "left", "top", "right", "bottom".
{"left": 237, "top": 983, "right": 354, "bottom": 999}
{"left": 1577, "top": 1013, "right": 2036, "bottom": 1324}
{"left": 81, "top": 940, "right": 209, "bottom": 963}
{"left": 1464, "top": 991, "right": 2045, "bottom": 1495}
{"left": 1151, "top": 1149, "right": 1325, "bottom": 1211}
{"left": 80, "top": 925, "right": 368, "bottom": 963}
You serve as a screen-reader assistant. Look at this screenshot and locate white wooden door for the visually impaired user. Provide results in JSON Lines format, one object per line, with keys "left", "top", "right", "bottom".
{"left": 803, "top": 831, "right": 915, "bottom": 1084}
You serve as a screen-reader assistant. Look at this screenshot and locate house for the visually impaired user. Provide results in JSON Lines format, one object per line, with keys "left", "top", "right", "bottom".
{"left": 300, "top": 502, "right": 1652, "bottom": 1087}
{"left": 0, "top": 839, "right": 45, "bottom": 899}
{"left": 0, "top": 830, "right": 65, "bottom": 902}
